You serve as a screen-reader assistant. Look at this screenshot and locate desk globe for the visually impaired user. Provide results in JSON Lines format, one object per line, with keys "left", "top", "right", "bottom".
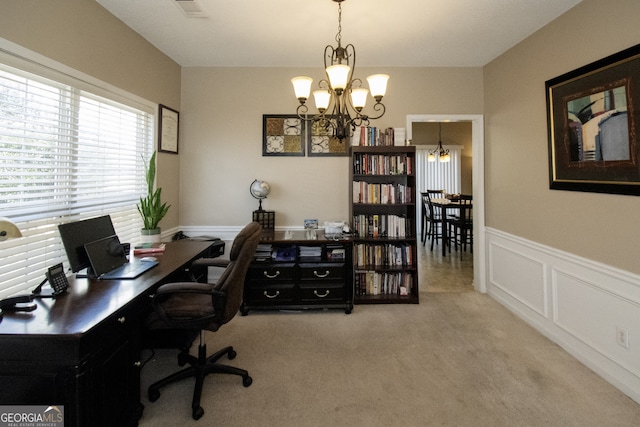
{"left": 250, "top": 179, "right": 270, "bottom": 210}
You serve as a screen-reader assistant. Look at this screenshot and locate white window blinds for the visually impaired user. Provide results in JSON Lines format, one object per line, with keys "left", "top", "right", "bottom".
{"left": 0, "top": 60, "right": 154, "bottom": 298}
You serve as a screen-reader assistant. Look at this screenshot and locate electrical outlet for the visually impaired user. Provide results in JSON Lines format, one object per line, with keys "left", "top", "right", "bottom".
{"left": 616, "top": 326, "right": 630, "bottom": 349}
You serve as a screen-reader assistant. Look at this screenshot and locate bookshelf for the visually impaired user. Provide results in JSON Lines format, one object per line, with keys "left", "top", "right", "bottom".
{"left": 350, "top": 145, "right": 419, "bottom": 304}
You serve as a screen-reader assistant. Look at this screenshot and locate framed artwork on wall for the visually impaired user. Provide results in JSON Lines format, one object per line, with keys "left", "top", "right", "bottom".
{"left": 262, "top": 114, "right": 305, "bottom": 156}
{"left": 158, "top": 104, "right": 179, "bottom": 154}
{"left": 307, "top": 118, "right": 349, "bottom": 156}
{"left": 546, "top": 43, "right": 640, "bottom": 196}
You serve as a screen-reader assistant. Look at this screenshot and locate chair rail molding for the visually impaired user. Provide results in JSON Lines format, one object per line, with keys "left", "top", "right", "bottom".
{"left": 486, "top": 226, "right": 640, "bottom": 405}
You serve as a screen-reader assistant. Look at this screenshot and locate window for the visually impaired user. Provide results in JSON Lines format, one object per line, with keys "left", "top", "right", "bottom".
{"left": 415, "top": 146, "right": 462, "bottom": 235}
{"left": 0, "top": 52, "right": 154, "bottom": 298}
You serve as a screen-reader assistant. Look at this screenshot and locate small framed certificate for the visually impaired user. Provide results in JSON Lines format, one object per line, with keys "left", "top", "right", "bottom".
{"left": 158, "top": 104, "right": 179, "bottom": 154}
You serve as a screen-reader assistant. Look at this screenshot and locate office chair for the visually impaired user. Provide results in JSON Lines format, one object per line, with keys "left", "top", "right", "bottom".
{"left": 145, "top": 222, "right": 262, "bottom": 420}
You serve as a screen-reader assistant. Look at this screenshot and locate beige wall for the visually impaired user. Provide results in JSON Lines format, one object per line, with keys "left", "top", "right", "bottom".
{"left": 179, "top": 67, "right": 483, "bottom": 227}
{"left": 413, "top": 122, "right": 473, "bottom": 194}
{"left": 484, "top": 0, "right": 640, "bottom": 274}
{"left": 0, "top": 0, "right": 182, "bottom": 230}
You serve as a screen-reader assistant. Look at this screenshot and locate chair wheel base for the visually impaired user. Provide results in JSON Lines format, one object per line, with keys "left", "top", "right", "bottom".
{"left": 243, "top": 374, "right": 253, "bottom": 387}
{"left": 192, "top": 405, "right": 204, "bottom": 420}
{"left": 148, "top": 388, "right": 160, "bottom": 402}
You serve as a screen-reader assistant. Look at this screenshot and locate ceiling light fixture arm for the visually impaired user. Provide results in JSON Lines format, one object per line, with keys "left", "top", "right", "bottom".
{"left": 290, "top": 0, "right": 389, "bottom": 142}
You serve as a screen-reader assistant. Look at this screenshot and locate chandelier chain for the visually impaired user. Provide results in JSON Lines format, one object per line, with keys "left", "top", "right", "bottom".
{"left": 335, "top": 3, "right": 342, "bottom": 45}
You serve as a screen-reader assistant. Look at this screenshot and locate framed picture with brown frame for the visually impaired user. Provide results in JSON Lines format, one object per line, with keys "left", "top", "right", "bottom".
{"left": 546, "top": 43, "right": 640, "bottom": 196}
{"left": 307, "top": 117, "right": 350, "bottom": 156}
{"left": 262, "top": 114, "right": 305, "bottom": 156}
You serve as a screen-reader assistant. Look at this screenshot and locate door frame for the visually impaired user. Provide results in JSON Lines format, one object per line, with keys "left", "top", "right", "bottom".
{"left": 406, "top": 114, "right": 486, "bottom": 293}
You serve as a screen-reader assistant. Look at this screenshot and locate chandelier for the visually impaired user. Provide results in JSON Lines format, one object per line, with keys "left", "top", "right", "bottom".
{"left": 291, "top": 0, "right": 389, "bottom": 142}
{"left": 428, "top": 122, "right": 450, "bottom": 162}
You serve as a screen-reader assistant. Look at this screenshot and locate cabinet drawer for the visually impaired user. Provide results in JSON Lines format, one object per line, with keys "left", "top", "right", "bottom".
{"left": 299, "top": 282, "right": 345, "bottom": 303}
{"left": 299, "top": 263, "right": 345, "bottom": 282}
{"left": 247, "top": 263, "right": 295, "bottom": 283}
{"left": 245, "top": 284, "right": 295, "bottom": 305}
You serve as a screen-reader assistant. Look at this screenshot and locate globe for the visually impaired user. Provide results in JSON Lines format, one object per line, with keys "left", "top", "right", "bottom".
{"left": 250, "top": 179, "right": 270, "bottom": 210}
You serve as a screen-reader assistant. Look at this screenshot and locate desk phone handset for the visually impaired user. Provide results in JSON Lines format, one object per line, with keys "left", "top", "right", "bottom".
{"left": 0, "top": 294, "right": 36, "bottom": 313}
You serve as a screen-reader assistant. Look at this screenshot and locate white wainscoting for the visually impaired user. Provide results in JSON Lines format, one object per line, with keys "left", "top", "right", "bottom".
{"left": 486, "top": 227, "right": 640, "bottom": 404}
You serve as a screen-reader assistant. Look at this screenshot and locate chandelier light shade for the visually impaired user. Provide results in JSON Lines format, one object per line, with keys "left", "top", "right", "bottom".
{"left": 291, "top": 0, "right": 389, "bottom": 141}
{"left": 428, "top": 122, "right": 451, "bottom": 163}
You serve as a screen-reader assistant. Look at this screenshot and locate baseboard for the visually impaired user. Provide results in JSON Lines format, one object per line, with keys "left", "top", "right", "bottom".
{"left": 485, "top": 227, "right": 640, "bottom": 404}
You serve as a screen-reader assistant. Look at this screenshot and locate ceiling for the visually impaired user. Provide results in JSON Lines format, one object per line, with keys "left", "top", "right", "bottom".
{"left": 96, "top": 0, "right": 582, "bottom": 68}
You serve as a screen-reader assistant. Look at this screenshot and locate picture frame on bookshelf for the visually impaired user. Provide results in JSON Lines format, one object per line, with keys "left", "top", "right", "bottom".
{"left": 307, "top": 118, "right": 350, "bottom": 157}
{"left": 262, "top": 114, "right": 306, "bottom": 156}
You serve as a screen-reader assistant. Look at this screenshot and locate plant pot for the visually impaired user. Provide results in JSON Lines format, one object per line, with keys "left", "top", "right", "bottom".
{"left": 140, "top": 228, "right": 161, "bottom": 244}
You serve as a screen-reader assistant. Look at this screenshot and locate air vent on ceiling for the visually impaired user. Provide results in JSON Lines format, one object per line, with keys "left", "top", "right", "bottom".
{"left": 174, "top": 0, "right": 208, "bottom": 18}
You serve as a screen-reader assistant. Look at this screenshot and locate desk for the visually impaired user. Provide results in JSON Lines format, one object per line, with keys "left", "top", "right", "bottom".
{"left": 0, "top": 240, "right": 213, "bottom": 427}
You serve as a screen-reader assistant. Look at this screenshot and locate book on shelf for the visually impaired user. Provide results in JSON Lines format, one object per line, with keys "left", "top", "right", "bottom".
{"left": 133, "top": 242, "right": 166, "bottom": 254}
{"left": 354, "top": 270, "right": 413, "bottom": 296}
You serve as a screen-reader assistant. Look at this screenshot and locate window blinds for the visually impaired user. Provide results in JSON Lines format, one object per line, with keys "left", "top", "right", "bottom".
{"left": 0, "top": 61, "right": 154, "bottom": 298}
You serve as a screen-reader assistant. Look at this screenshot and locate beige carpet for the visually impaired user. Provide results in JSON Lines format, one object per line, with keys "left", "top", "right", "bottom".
{"left": 138, "top": 290, "right": 640, "bottom": 426}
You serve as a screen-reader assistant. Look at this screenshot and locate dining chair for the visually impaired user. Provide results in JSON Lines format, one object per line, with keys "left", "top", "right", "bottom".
{"left": 422, "top": 189, "right": 444, "bottom": 247}
{"left": 449, "top": 201, "right": 473, "bottom": 253}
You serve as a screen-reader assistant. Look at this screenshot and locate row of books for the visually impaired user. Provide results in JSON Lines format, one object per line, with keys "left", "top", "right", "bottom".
{"left": 354, "top": 271, "right": 413, "bottom": 296}
{"left": 353, "top": 126, "right": 406, "bottom": 147}
{"left": 253, "top": 244, "right": 345, "bottom": 262}
{"left": 353, "top": 154, "right": 413, "bottom": 175}
{"left": 352, "top": 214, "right": 413, "bottom": 238}
{"left": 353, "top": 242, "right": 414, "bottom": 268}
{"left": 352, "top": 181, "right": 412, "bottom": 204}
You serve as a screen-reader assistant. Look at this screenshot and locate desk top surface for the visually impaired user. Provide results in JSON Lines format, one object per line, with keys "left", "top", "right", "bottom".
{"left": 260, "top": 230, "right": 350, "bottom": 243}
{"left": 0, "top": 240, "right": 213, "bottom": 337}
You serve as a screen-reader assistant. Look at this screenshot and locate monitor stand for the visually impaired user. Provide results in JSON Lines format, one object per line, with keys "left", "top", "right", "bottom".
{"left": 75, "top": 267, "right": 96, "bottom": 279}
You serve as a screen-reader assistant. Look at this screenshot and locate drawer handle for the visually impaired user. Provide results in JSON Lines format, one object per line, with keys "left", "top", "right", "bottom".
{"left": 314, "top": 290, "right": 330, "bottom": 298}
{"left": 117, "top": 316, "right": 126, "bottom": 324}
{"left": 263, "top": 271, "right": 281, "bottom": 279}
{"left": 263, "top": 290, "right": 280, "bottom": 299}
{"left": 313, "top": 270, "right": 330, "bottom": 278}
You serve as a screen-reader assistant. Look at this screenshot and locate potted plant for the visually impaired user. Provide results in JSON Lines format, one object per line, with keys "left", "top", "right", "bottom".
{"left": 137, "top": 151, "right": 170, "bottom": 243}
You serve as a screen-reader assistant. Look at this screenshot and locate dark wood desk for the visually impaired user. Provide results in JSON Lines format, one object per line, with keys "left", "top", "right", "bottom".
{"left": 0, "top": 240, "right": 213, "bottom": 427}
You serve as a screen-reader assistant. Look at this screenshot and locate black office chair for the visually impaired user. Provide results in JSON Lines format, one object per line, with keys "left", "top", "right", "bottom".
{"left": 145, "top": 222, "right": 262, "bottom": 420}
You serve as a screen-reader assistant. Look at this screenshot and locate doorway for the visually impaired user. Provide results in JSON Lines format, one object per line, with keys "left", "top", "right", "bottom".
{"left": 406, "top": 114, "right": 486, "bottom": 293}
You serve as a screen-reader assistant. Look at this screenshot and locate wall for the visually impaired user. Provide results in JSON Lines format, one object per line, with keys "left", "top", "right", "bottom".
{"left": 484, "top": 0, "right": 640, "bottom": 276}
{"left": 0, "top": 0, "right": 182, "bottom": 230}
{"left": 179, "top": 67, "right": 483, "bottom": 229}
{"left": 484, "top": 0, "right": 640, "bottom": 403}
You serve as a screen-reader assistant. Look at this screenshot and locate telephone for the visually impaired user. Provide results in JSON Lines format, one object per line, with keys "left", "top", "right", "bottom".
{"left": 45, "top": 263, "right": 70, "bottom": 296}
{"left": 32, "top": 262, "right": 69, "bottom": 298}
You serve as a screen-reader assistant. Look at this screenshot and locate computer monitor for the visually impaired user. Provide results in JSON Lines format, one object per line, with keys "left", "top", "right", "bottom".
{"left": 58, "top": 215, "right": 116, "bottom": 276}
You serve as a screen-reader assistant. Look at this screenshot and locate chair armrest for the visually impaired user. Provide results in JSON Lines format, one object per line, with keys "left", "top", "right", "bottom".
{"left": 151, "top": 282, "right": 227, "bottom": 328}
{"left": 191, "top": 257, "right": 230, "bottom": 268}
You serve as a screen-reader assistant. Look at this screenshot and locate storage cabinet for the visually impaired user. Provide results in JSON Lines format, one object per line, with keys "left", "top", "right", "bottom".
{"left": 350, "top": 145, "right": 419, "bottom": 304}
{"left": 241, "top": 231, "right": 353, "bottom": 314}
